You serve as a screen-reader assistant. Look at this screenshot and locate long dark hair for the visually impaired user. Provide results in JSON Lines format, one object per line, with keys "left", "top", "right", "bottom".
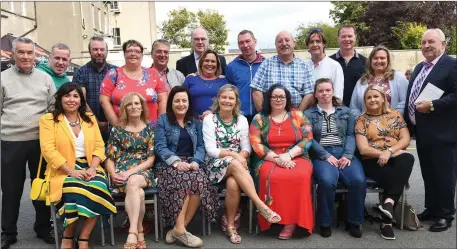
{"left": 52, "top": 82, "right": 92, "bottom": 125}
{"left": 261, "top": 84, "right": 293, "bottom": 116}
{"left": 166, "top": 86, "right": 196, "bottom": 124}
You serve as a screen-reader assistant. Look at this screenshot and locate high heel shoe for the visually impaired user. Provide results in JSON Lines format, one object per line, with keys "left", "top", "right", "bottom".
{"left": 61, "top": 236, "right": 74, "bottom": 249}
{"left": 76, "top": 237, "right": 89, "bottom": 249}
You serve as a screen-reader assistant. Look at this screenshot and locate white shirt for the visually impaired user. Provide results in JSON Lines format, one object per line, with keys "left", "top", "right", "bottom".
{"left": 306, "top": 56, "right": 345, "bottom": 101}
{"left": 194, "top": 51, "right": 201, "bottom": 72}
{"left": 64, "top": 115, "right": 86, "bottom": 158}
{"left": 408, "top": 52, "right": 445, "bottom": 125}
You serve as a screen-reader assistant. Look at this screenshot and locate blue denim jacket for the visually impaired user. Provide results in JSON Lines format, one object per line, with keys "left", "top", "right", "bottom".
{"left": 154, "top": 113, "right": 206, "bottom": 167}
{"left": 304, "top": 105, "right": 356, "bottom": 160}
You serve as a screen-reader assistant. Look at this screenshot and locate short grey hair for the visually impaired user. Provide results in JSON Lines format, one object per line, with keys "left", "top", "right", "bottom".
{"left": 12, "top": 37, "right": 35, "bottom": 51}
{"left": 425, "top": 28, "right": 446, "bottom": 42}
{"left": 51, "top": 43, "right": 71, "bottom": 55}
{"left": 151, "top": 39, "right": 170, "bottom": 53}
{"left": 191, "top": 27, "right": 208, "bottom": 39}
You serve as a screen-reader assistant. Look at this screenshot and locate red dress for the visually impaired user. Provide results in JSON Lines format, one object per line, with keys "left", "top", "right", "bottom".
{"left": 258, "top": 118, "right": 314, "bottom": 233}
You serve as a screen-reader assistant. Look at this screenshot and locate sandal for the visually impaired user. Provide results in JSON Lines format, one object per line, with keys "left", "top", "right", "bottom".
{"left": 124, "top": 232, "right": 138, "bottom": 249}
{"left": 225, "top": 226, "right": 241, "bottom": 244}
{"left": 258, "top": 206, "right": 281, "bottom": 223}
{"left": 278, "top": 224, "right": 296, "bottom": 240}
{"left": 136, "top": 231, "right": 146, "bottom": 249}
{"left": 61, "top": 236, "right": 74, "bottom": 249}
{"left": 76, "top": 237, "right": 90, "bottom": 249}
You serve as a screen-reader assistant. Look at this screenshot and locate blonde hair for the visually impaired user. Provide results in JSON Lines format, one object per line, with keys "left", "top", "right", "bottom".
{"left": 361, "top": 45, "right": 395, "bottom": 84}
{"left": 210, "top": 84, "right": 242, "bottom": 117}
{"left": 118, "top": 92, "right": 149, "bottom": 127}
{"left": 362, "top": 85, "right": 391, "bottom": 115}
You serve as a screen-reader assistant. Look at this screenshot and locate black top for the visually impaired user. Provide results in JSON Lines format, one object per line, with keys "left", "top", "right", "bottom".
{"left": 176, "top": 127, "right": 194, "bottom": 156}
{"left": 330, "top": 51, "right": 367, "bottom": 107}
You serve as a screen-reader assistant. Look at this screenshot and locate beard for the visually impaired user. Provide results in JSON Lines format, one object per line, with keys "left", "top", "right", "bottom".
{"left": 91, "top": 56, "right": 107, "bottom": 68}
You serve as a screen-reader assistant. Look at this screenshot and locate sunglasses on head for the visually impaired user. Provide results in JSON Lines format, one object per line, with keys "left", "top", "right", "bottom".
{"left": 308, "top": 28, "right": 323, "bottom": 34}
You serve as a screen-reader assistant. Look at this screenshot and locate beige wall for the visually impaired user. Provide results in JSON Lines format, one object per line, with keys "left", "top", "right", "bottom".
{"left": 1, "top": 2, "right": 36, "bottom": 39}
{"left": 111, "top": 2, "right": 157, "bottom": 53}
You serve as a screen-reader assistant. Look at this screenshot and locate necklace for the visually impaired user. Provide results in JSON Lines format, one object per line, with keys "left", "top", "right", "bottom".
{"left": 202, "top": 79, "right": 214, "bottom": 88}
{"left": 270, "top": 112, "right": 287, "bottom": 135}
{"left": 67, "top": 118, "right": 80, "bottom": 127}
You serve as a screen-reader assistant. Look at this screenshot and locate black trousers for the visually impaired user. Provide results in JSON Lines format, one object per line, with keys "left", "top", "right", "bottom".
{"left": 416, "top": 137, "right": 457, "bottom": 220}
{"left": 1, "top": 140, "right": 51, "bottom": 239}
{"left": 362, "top": 153, "right": 414, "bottom": 203}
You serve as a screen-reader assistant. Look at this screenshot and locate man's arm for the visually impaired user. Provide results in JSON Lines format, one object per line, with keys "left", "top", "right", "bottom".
{"left": 298, "top": 94, "right": 314, "bottom": 111}
{"left": 252, "top": 89, "right": 264, "bottom": 112}
{"left": 250, "top": 61, "right": 268, "bottom": 112}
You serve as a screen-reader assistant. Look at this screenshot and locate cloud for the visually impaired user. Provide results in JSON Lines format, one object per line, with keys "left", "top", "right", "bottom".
{"left": 155, "top": 1, "right": 334, "bottom": 49}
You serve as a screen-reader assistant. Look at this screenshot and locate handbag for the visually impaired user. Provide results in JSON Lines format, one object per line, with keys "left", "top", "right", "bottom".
{"left": 30, "top": 156, "right": 49, "bottom": 203}
{"left": 393, "top": 200, "right": 422, "bottom": 231}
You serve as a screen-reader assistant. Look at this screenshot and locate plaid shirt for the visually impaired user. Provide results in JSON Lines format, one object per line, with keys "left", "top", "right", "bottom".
{"left": 72, "top": 61, "right": 117, "bottom": 122}
{"left": 250, "top": 55, "right": 315, "bottom": 108}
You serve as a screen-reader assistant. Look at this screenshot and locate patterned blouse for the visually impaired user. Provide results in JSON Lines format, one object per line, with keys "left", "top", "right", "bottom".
{"left": 355, "top": 109, "right": 407, "bottom": 151}
{"left": 249, "top": 109, "right": 313, "bottom": 167}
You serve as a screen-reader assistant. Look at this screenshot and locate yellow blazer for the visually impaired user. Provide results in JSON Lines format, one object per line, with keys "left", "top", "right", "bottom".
{"left": 39, "top": 112, "right": 106, "bottom": 203}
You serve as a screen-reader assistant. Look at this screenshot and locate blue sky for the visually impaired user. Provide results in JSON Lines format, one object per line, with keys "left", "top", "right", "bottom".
{"left": 155, "top": 1, "right": 334, "bottom": 49}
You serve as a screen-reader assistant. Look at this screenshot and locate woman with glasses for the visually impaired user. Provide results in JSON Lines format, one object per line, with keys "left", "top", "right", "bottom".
{"left": 100, "top": 40, "right": 168, "bottom": 127}
{"left": 249, "top": 84, "right": 314, "bottom": 239}
{"left": 304, "top": 78, "right": 366, "bottom": 238}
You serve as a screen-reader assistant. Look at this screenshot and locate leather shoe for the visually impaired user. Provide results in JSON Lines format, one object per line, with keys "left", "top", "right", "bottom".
{"left": 429, "top": 219, "right": 452, "bottom": 232}
{"left": 37, "top": 230, "right": 55, "bottom": 244}
{"left": 418, "top": 209, "right": 436, "bottom": 221}
{"left": 1, "top": 238, "right": 17, "bottom": 249}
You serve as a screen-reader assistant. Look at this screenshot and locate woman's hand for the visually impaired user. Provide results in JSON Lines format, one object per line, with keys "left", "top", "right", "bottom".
{"left": 338, "top": 157, "right": 352, "bottom": 169}
{"left": 111, "top": 172, "right": 129, "bottom": 186}
{"left": 232, "top": 153, "right": 248, "bottom": 169}
{"left": 70, "top": 169, "right": 89, "bottom": 181}
{"left": 391, "top": 149, "right": 407, "bottom": 157}
{"left": 378, "top": 150, "right": 392, "bottom": 166}
{"left": 190, "top": 162, "right": 200, "bottom": 170}
{"left": 175, "top": 161, "right": 191, "bottom": 172}
{"left": 326, "top": 156, "right": 339, "bottom": 167}
{"left": 199, "top": 110, "right": 212, "bottom": 120}
{"left": 276, "top": 155, "right": 296, "bottom": 169}
{"left": 86, "top": 166, "right": 97, "bottom": 180}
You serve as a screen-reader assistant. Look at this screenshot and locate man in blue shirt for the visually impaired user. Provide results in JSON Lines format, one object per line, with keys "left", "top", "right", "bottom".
{"left": 226, "top": 30, "right": 265, "bottom": 123}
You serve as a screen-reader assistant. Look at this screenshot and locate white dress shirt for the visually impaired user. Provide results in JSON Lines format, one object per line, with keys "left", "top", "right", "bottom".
{"left": 306, "top": 56, "right": 345, "bottom": 101}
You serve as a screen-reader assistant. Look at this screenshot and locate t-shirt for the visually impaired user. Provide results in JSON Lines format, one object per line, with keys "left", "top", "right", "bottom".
{"left": 183, "top": 76, "right": 228, "bottom": 115}
{"left": 99, "top": 66, "right": 166, "bottom": 126}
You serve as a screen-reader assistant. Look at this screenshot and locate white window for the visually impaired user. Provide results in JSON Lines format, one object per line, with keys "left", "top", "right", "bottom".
{"left": 80, "top": 2, "right": 85, "bottom": 29}
{"left": 113, "top": 27, "right": 121, "bottom": 45}
{"left": 109, "top": 1, "right": 120, "bottom": 13}
{"left": 104, "top": 12, "right": 108, "bottom": 34}
{"left": 9, "top": 2, "right": 14, "bottom": 12}
{"left": 20, "top": 2, "right": 26, "bottom": 15}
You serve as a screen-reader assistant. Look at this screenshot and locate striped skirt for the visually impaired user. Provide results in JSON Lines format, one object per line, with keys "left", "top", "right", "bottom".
{"left": 55, "top": 158, "right": 117, "bottom": 228}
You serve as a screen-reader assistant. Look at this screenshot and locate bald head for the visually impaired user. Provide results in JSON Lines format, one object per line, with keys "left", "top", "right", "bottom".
{"left": 191, "top": 27, "right": 209, "bottom": 55}
{"left": 421, "top": 28, "right": 446, "bottom": 62}
{"left": 275, "top": 31, "right": 296, "bottom": 59}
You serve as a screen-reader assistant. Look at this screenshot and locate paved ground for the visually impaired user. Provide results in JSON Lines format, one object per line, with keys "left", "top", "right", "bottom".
{"left": 4, "top": 140, "right": 457, "bottom": 248}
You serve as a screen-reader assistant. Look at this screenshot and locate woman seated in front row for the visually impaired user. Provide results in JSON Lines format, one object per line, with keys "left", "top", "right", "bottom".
{"left": 154, "top": 86, "right": 220, "bottom": 248}
{"left": 355, "top": 85, "right": 414, "bottom": 240}
{"left": 249, "top": 84, "right": 314, "bottom": 239}
{"left": 203, "top": 84, "right": 281, "bottom": 244}
{"left": 105, "top": 92, "right": 156, "bottom": 249}
{"left": 304, "top": 78, "right": 366, "bottom": 238}
{"left": 39, "top": 83, "right": 116, "bottom": 249}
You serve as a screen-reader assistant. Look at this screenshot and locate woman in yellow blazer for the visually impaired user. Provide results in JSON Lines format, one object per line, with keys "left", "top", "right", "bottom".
{"left": 39, "top": 82, "right": 116, "bottom": 249}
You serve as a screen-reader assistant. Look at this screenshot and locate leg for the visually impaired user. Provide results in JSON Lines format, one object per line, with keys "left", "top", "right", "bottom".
{"left": 1, "top": 140, "right": 27, "bottom": 241}
{"left": 312, "top": 159, "right": 339, "bottom": 228}
{"left": 184, "top": 195, "right": 201, "bottom": 227}
{"left": 27, "top": 140, "right": 52, "bottom": 237}
{"left": 416, "top": 138, "right": 437, "bottom": 214}
{"left": 224, "top": 176, "right": 241, "bottom": 243}
{"left": 124, "top": 175, "right": 147, "bottom": 245}
{"left": 339, "top": 156, "right": 366, "bottom": 226}
{"left": 77, "top": 217, "right": 98, "bottom": 249}
{"left": 174, "top": 194, "right": 190, "bottom": 234}
{"left": 136, "top": 188, "right": 146, "bottom": 247}
{"left": 61, "top": 222, "right": 77, "bottom": 249}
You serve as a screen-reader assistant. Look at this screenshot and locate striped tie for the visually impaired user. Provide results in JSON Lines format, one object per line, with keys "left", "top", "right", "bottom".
{"left": 407, "top": 62, "right": 433, "bottom": 116}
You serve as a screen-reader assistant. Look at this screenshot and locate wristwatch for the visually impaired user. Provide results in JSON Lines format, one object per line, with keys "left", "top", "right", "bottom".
{"left": 387, "top": 148, "right": 393, "bottom": 154}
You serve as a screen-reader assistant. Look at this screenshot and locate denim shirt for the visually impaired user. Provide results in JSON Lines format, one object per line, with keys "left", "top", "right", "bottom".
{"left": 304, "top": 105, "right": 356, "bottom": 160}
{"left": 154, "top": 113, "right": 205, "bottom": 167}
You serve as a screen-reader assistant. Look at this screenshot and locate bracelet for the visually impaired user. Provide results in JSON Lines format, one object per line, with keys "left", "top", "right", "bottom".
{"left": 288, "top": 151, "right": 294, "bottom": 159}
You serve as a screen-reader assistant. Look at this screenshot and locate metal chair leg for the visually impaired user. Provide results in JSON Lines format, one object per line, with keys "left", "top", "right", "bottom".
{"left": 158, "top": 202, "right": 164, "bottom": 239}
{"left": 109, "top": 214, "right": 115, "bottom": 246}
{"left": 51, "top": 204, "right": 60, "bottom": 249}
{"left": 400, "top": 186, "right": 406, "bottom": 230}
{"left": 100, "top": 216, "right": 105, "bottom": 246}
{"left": 201, "top": 209, "right": 206, "bottom": 236}
{"left": 249, "top": 199, "right": 253, "bottom": 234}
{"left": 154, "top": 194, "right": 159, "bottom": 242}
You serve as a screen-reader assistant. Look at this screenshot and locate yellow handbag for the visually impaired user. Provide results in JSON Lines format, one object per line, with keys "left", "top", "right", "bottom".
{"left": 30, "top": 156, "right": 49, "bottom": 202}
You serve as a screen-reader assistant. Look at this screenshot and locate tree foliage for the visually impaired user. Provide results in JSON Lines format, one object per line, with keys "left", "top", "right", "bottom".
{"left": 159, "top": 8, "right": 229, "bottom": 53}
{"left": 391, "top": 22, "right": 428, "bottom": 49}
{"left": 295, "top": 22, "right": 340, "bottom": 50}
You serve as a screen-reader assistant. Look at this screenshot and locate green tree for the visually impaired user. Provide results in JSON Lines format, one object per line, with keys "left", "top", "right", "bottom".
{"left": 159, "top": 8, "right": 197, "bottom": 49}
{"left": 159, "top": 8, "right": 229, "bottom": 53}
{"left": 391, "top": 22, "right": 428, "bottom": 49}
{"left": 197, "top": 9, "right": 229, "bottom": 53}
{"left": 295, "top": 22, "right": 340, "bottom": 50}
{"left": 329, "top": 1, "right": 369, "bottom": 44}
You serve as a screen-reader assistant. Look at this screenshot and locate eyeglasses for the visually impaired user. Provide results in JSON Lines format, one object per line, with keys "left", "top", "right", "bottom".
{"left": 307, "top": 28, "right": 323, "bottom": 34}
{"left": 271, "top": 96, "right": 286, "bottom": 101}
{"left": 193, "top": 37, "right": 207, "bottom": 42}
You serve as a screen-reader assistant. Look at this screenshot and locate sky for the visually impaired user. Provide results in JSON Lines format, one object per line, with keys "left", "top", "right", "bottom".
{"left": 155, "top": 1, "right": 335, "bottom": 49}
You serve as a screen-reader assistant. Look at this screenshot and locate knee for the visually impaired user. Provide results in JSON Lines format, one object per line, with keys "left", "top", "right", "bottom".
{"left": 139, "top": 188, "right": 145, "bottom": 201}
{"left": 318, "top": 176, "right": 337, "bottom": 189}
{"left": 229, "top": 159, "right": 245, "bottom": 173}
{"left": 126, "top": 176, "right": 141, "bottom": 192}
{"left": 226, "top": 176, "right": 240, "bottom": 193}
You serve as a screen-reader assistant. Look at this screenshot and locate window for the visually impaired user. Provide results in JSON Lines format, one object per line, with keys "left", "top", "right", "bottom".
{"left": 113, "top": 27, "right": 121, "bottom": 45}
{"left": 20, "top": 2, "right": 26, "bottom": 15}
{"left": 92, "top": 4, "right": 98, "bottom": 31}
{"left": 98, "top": 8, "right": 102, "bottom": 32}
{"left": 104, "top": 12, "right": 108, "bottom": 34}
{"left": 9, "top": 2, "right": 14, "bottom": 12}
{"left": 80, "top": 2, "right": 85, "bottom": 29}
{"left": 109, "top": 1, "right": 120, "bottom": 13}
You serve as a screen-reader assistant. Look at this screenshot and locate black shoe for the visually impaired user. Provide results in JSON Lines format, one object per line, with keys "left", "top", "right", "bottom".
{"left": 429, "top": 219, "right": 452, "bottom": 232}
{"left": 348, "top": 224, "right": 362, "bottom": 238}
{"left": 37, "top": 230, "right": 55, "bottom": 244}
{"left": 377, "top": 202, "right": 394, "bottom": 221}
{"left": 418, "top": 209, "right": 436, "bottom": 222}
{"left": 380, "top": 223, "right": 395, "bottom": 240}
{"left": 319, "top": 226, "right": 332, "bottom": 238}
{"left": 1, "top": 238, "right": 17, "bottom": 249}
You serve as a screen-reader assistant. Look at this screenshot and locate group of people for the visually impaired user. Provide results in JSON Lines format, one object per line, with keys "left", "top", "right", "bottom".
{"left": 1, "top": 22, "right": 456, "bottom": 249}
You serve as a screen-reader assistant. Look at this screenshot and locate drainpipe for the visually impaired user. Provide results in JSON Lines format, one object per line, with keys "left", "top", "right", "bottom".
{"left": 20, "top": 2, "right": 37, "bottom": 37}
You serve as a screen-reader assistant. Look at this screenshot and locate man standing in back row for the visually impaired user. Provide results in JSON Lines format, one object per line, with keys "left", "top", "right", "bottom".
{"left": 405, "top": 28, "right": 457, "bottom": 232}
{"left": 330, "top": 24, "right": 367, "bottom": 107}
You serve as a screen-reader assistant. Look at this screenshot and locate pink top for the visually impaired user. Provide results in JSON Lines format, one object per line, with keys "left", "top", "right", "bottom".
{"left": 100, "top": 66, "right": 166, "bottom": 126}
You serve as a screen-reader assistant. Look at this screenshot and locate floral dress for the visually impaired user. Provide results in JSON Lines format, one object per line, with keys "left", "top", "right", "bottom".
{"left": 106, "top": 125, "right": 156, "bottom": 192}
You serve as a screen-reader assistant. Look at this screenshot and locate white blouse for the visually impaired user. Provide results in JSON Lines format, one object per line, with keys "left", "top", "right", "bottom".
{"left": 64, "top": 115, "right": 86, "bottom": 158}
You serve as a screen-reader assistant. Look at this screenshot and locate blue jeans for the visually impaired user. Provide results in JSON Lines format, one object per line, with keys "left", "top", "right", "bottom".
{"left": 312, "top": 146, "right": 366, "bottom": 227}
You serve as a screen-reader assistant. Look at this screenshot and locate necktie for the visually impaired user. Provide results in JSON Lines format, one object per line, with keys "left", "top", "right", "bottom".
{"left": 407, "top": 62, "right": 433, "bottom": 116}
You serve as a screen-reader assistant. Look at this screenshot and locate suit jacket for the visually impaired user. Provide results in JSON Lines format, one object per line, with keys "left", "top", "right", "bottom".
{"left": 404, "top": 54, "right": 457, "bottom": 144}
{"left": 176, "top": 52, "right": 227, "bottom": 77}
{"left": 39, "top": 112, "right": 106, "bottom": 202}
